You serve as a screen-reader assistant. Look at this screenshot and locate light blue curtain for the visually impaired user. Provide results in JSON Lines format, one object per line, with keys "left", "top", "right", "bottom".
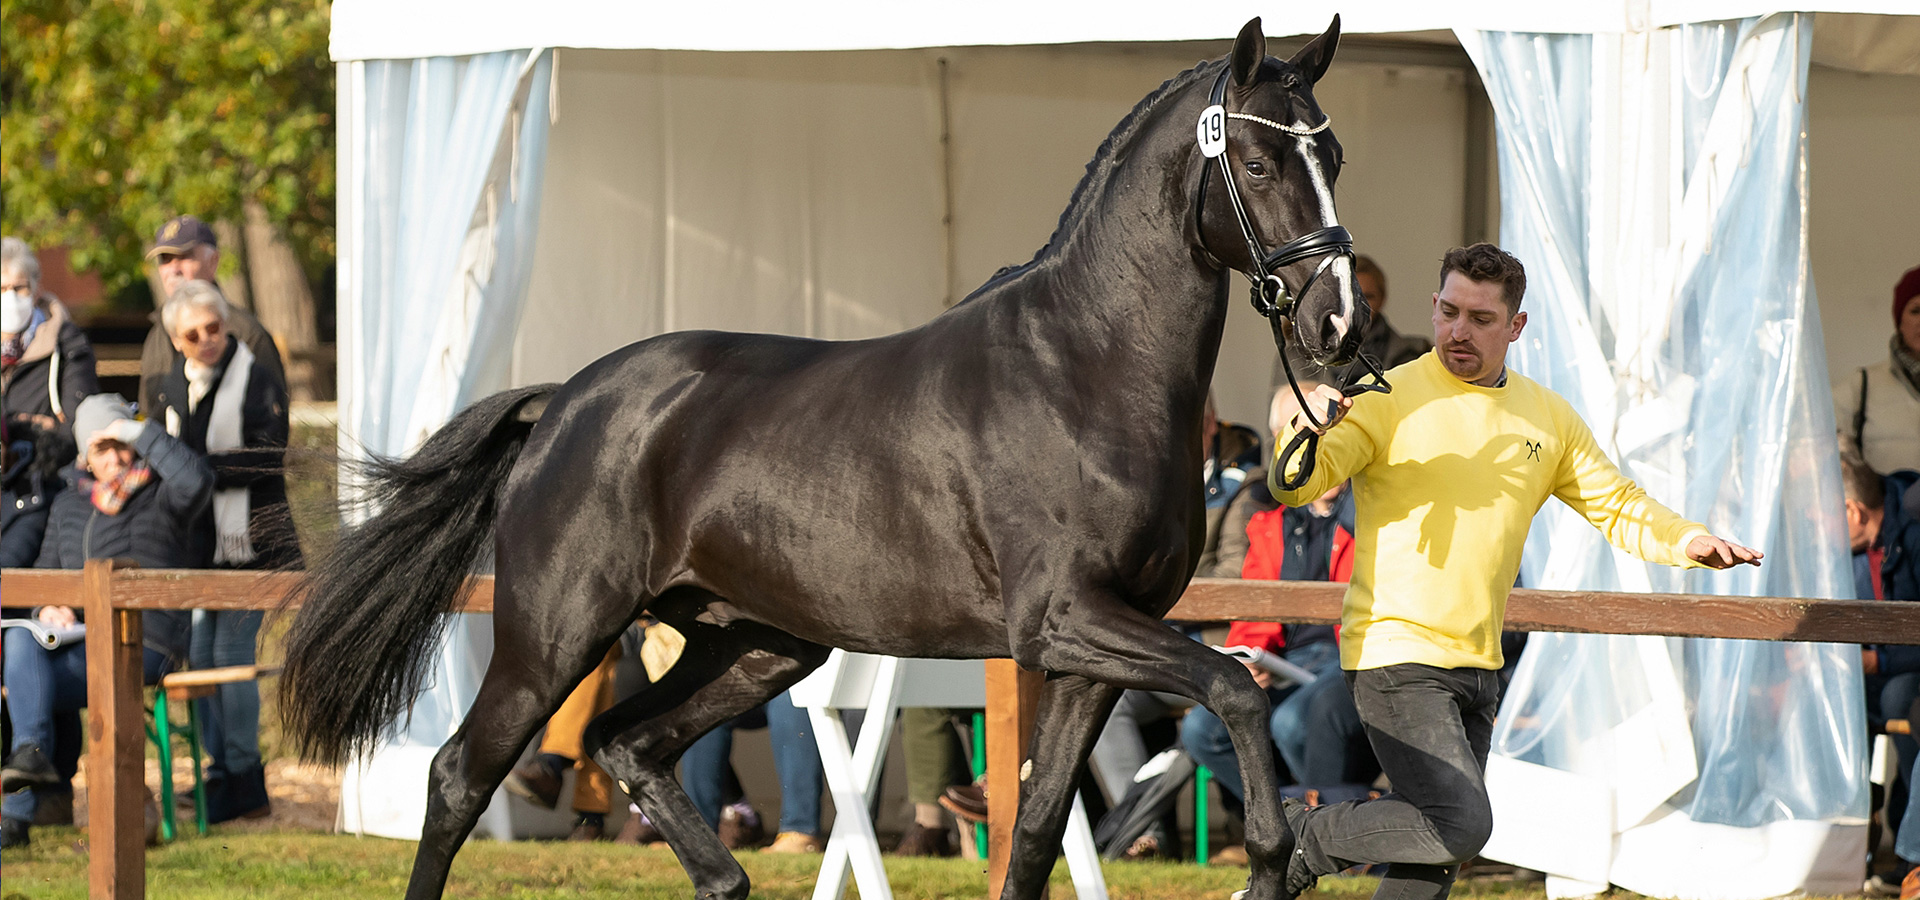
{"left": 1465, "top": 13, "right": 1864, "bottom": 895}
{"left": 341, "top": 48, "right": 553, "bottom": 838}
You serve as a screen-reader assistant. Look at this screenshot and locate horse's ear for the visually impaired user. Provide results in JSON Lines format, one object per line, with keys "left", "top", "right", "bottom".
{"left": 1231, "top": 17, "right": 1266, "bottom": 87}
{"left": 1287, "top": 15, "right": 1342, "bottom": 85}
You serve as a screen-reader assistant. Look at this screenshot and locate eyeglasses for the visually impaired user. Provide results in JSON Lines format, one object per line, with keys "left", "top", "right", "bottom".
{"left": 178, "top": 320, "right": 225, "bottom": 345}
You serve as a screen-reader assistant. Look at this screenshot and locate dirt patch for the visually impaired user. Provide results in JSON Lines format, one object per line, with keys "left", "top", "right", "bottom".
{"left": 67, "top": 757, "right": 341, "bottom": 833}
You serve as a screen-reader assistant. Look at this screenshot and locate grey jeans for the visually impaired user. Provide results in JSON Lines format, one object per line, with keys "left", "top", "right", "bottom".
{"left": 1292, "top": 664, "right": 1501, "bottom": 900}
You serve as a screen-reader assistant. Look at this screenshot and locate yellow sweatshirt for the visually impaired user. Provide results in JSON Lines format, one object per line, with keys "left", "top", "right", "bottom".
{"left": 1272, "top": 353, "right": 1709, "bottom": 671}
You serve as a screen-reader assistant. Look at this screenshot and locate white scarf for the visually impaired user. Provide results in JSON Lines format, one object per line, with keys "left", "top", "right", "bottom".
{"left": 168, "top": 342, "right": 257, "bottom": 564}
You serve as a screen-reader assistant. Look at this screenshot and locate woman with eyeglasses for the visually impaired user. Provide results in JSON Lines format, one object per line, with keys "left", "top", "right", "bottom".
{"left": 154, "top": 279, "right": 299, "bottom": 824}
{"left": 1, "top": 237, "right": 100, "bottom": 441}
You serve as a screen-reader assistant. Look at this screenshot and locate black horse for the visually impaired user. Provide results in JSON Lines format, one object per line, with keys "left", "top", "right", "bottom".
{"left": 282, "top": 17, "right": 1365, "bottom": 900}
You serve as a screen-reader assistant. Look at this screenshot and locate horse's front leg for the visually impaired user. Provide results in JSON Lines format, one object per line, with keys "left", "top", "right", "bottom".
{"left": 997, "top": 673, "right": 1122, "bottom": 900}
{"left": 1009, "top": 594, "right": 1295, "bottom": 900}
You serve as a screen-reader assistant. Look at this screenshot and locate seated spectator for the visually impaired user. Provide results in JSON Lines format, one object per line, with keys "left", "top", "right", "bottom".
{"left": 1181, "top": 385, "right": 1371, "bottom": 830}
{"left": 1845, "top": 449, "right": 1920, "bottom": 861}
{"left": 505, "top": 646, "right": 623, "bottom": 841}
{"left": 2, "top": 420, "right": 70, "bottom": 568}
{"left": 154, "top": 279, "right": 298, "bottom": 823}
{"left": 680, "top": 693, "right": 826, "bottom": 853}
{"left": 2, "top": 237, "right": 99, "bottom": 442}
{"left": 2, "top": 394, "right": 212, "bottom": 849}
{"left": 1084, "top": 396, "right": 1264, "bottom": 860}
{"left": 1835, "top": 265, "right": 1920, "bottom": 478}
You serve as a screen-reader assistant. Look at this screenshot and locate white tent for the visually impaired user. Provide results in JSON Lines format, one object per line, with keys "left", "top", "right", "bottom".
{"left": 328, "top": 3, "right": 1920, "bottom": 895}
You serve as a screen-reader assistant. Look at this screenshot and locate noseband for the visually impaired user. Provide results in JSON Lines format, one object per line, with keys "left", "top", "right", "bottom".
{"left": 1193, "top": 64, "right": 1390, "bottom": 491}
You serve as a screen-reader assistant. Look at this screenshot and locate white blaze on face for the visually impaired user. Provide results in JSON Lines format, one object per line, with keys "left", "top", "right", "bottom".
{"left": 1296, "top": 134, "right": 1355, "bottom": 342}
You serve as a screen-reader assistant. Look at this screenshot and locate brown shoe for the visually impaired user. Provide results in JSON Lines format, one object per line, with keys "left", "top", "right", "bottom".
{"left": 717, "top": 805, "right": 766, "bottom": 850}
{"left": 938, "top": 781, "right": 989, "bottom": 824}
{"left": 1122, "top": 833, "right": 1163, "bottom": 860}
{"left": 614, "top": 813, "right": 663, "bottom": 846}
{"left": 766, "top": 831, "right": 824, "bottom": 853}
{"left": 503, "top": 758, "right": 563, "bottom": 810}
{"left": 1900, "top": 866, "right": 1919, "bottom": 900}
{"left": 891, "top": 821, "right": 956, "bottom": 857}
{"left": 568, "top": 814, "right": 607, "bottom": 842}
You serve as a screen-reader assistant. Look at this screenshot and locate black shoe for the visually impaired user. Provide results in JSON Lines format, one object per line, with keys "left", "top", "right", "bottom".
{"left": 504, "top": 756, "right": 565, "bottom": 810}
{"left": 0, "top": 817, "right": 28, "bottom": 849}
{"left": 206, "top": 765, "right": 272, "bottom": 824}
{"left": 2, "top": 745, "right": 60, "bottom": 793}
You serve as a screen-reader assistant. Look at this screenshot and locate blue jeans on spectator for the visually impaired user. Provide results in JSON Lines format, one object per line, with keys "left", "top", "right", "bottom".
{"left": 3, "top": 628, "right": 172, "bottom": 823}
{"left": 1181, "top": 641, "right": 1341, "bottom": 802}
{"left": 681, "top": 691, "right": 824, "bottom": 836}
{"left": 190, "top": 609, "right": 264, "bottom": 779}
{"left": 1273, "top": 656, "right": 1378, "bottom": 786}
{"left": 1898, "top": 756, "right": 1920, "bottom": 865}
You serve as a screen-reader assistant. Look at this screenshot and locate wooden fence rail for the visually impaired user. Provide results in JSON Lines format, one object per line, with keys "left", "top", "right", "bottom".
{"left": 2, "top": 563, "right": 1915, "bottom": 899}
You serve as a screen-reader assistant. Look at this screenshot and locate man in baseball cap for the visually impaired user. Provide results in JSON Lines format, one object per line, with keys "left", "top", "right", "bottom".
{"left": 136, "top": 215, "right": 286, "bottom": 418}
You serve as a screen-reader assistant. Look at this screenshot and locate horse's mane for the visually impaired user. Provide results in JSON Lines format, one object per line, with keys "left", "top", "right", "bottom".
{"left": 956, "top": 58, "right": 1225, "bottom": 304}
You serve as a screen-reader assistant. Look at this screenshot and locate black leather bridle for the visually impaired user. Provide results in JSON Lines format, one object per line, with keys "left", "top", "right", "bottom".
{"left": 1193, "top": 64, "right": 1390, "bottom": 491}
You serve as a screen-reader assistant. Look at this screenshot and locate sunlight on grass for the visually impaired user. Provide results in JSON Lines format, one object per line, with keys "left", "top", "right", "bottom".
{"left": 0, "top": 830, "right": 1570, "bottom": 900}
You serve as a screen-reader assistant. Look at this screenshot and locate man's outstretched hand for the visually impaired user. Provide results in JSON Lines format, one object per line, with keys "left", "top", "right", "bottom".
{"left": 1686, "top": 534, "right": 1763, "bottom": 569}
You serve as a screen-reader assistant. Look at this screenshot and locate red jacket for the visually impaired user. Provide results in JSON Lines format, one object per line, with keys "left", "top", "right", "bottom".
{"left": 1226, "top": 505, "right": 1353, "bottom": 653}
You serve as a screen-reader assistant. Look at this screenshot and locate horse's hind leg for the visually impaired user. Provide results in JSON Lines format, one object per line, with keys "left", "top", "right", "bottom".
{"left": 582, "top": 602, "right": 831, "bottom": 900}
{"left": 402, "top": 589, "right": 640, "bottom": 900}
{"left": 998, "top": 674, "right": 1122, "bottom": 900}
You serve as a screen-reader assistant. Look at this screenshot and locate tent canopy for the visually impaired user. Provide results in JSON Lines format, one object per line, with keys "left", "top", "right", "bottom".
{"left": 331, "top": 0, "right": 1920, "bottom": 75}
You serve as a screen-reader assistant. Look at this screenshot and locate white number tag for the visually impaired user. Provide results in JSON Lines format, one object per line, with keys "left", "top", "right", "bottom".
{"left": 1197, "top": 105, "right": 1227, "bottom": 158}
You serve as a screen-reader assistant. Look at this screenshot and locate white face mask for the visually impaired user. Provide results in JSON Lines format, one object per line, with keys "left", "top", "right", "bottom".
{"left": 0, "top": 289, "right": 33, "bottom": 335}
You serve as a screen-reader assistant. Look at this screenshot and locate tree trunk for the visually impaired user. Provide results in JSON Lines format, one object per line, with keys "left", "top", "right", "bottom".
{"left": 242, "top": 198, "right": 322, "bottom": 401}
{"left": 212, "top": 219, "right": 251, "bottom": 310}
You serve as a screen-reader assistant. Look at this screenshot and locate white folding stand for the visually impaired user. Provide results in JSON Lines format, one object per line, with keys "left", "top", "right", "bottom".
{"left": 789, "top": 650, "right": 1108, "bottom": 900}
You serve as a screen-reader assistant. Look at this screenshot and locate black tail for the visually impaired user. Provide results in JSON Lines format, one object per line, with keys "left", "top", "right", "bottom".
{"left": 280, "top": 383, "right": 559, "bottom": 765}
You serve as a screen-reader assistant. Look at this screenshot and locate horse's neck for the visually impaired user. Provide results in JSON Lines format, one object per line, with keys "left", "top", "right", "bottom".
{"left": 1020, "top": 143, "right": 1228, "bottom": 392}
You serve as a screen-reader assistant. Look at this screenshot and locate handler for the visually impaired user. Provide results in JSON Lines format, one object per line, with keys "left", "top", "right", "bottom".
{"left": 1268, "top": 243, "right": 1760, "bottom": 900}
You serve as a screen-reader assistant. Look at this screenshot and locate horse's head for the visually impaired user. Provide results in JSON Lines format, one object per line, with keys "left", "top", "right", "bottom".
{"left": 1196, "top": 17, "right": 1366, "bottom": 369}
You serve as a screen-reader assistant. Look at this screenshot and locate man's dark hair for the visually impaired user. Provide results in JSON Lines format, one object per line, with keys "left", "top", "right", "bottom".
{"left": 1354, "top": 255, "right": 1386, "bottom": 294}
{"left": 1840, "top": 448, "right": 1884, "bottom": 509}
{"left": 1439, "top": 243, "right": 1526, "bottom": 315}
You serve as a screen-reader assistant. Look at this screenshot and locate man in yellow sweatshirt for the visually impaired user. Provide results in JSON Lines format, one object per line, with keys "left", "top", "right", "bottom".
{"left": 1268, "top": 243, "right": 1760, "bottom": 900}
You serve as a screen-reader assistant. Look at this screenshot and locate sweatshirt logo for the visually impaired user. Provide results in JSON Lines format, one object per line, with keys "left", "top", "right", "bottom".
{"left": 1524, "top": 439, "right": 1543, "bottom": 460}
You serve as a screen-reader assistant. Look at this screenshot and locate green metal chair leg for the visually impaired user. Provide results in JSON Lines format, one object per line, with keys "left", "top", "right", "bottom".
{"left": 154, "top": 693, "right": 178, "bottom": 842}
{"left": 187, "top": 699, "right": 209, "bottom": 836}
{"left": 970, "top": 711, "right": 989, "bottom": 859}
{"left": 1195, "top": 765, "right": 1211, "bottom": 865}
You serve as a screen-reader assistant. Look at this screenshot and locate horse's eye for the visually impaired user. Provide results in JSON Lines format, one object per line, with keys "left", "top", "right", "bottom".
{"left": 1245, "top": 160, "right": 1268, "bottom": 178}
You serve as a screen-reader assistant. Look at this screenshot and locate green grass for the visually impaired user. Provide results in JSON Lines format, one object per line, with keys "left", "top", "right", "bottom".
{"left": 0, "top": 831, "right": 1557, "bottom": 900}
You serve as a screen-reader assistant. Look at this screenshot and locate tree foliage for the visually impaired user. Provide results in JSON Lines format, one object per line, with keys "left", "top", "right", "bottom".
{"left": 1, "top": 0, "right": 333, "bottom": 299}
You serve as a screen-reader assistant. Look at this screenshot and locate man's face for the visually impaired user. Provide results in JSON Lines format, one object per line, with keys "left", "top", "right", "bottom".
{"left": 1357, "top": 271, "right": 1385, "bottom": 315}
{"left": 1432, "top": 272, "right": 1525, "bottom": 386}
{"left": 87, "top": 438, "right": 135, "bottom": 481}
{"left": 156, "top": 245, "right": 218, "bottom": 296}
{"left": 1900, "top": 299, "right": 1920, "bottom": 358}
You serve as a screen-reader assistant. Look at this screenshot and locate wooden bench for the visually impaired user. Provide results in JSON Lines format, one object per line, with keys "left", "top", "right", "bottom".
{"left": 4, "top": 562, "right": 1917, "bottom": 900}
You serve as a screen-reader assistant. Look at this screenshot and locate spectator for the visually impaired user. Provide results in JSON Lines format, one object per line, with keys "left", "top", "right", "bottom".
{"left": 137, "top": 216, "right": 287, "bottom": 420}
{"left": 2, "top": 394, "right": 211, "bottom": 849}
{"left": 680, "top": 693, "right": 827, "bottom": 853}
{"left": 2, "top": 237, "right": 99, "bottom": 441}
{"left": 504, "top": 646, "right": 623, "bottom": 841}
{"left": 1181, "top": 384, "right": 1373, "bottom": 864}
{"left": 1897, "top": 701, "right": 1920, "bottom": 900}
{"left": 1273, "top": 254, "right": 1432, "bottom": 385}
{"left": 2, "top": 420, "right": 70, "bottom": 568}
{"left": 155, "top": 280, "right": 298, "bottom": 823}
{"left": 1845, "top": 448, "right": 1920, "bottom": 864}
{"left": 1835, "top": 265, "right": 1920, "bottom": 478}
{"left": 895, "top": 708, "right": 973, "bottom": 856}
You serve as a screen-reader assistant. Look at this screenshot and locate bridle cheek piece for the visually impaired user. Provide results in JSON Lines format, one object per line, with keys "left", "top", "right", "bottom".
{"left": 1192, "top": 65, "right": 1390, "bottom": 492}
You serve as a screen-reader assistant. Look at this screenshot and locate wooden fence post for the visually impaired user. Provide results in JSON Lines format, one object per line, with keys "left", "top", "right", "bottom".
{"left": 985, "top": 660, "right": 1045, "bottom": 900}
{"left": 84, "top": 559, "right": 145, "bottom": 900}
